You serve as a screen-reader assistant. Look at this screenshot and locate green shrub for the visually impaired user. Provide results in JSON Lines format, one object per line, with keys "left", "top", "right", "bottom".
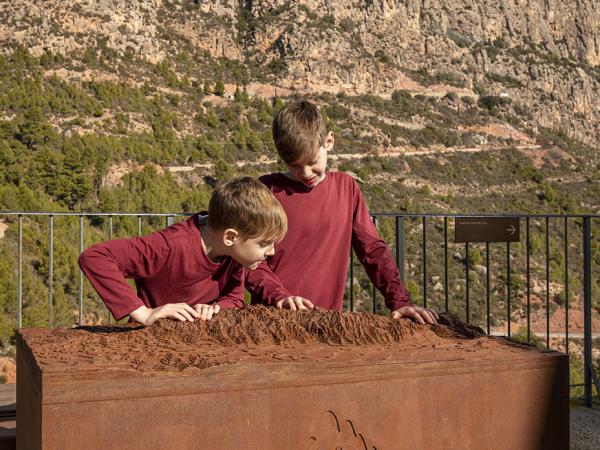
{"left": 214, "top": 80, "right": 225, "bottom": 96}
{"left": 478, "top": 95, "right": 512, "bottom": 111}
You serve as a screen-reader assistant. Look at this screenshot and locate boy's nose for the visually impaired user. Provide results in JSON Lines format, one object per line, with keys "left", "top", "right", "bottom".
{"left": 265, "top": 246, "right": 275, "bottom": 257}
{"left": 301, "top": 166, "right": 312, "bottom": 178}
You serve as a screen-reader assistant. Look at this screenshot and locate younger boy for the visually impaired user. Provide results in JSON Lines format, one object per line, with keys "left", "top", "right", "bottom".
{"left": 247, "top": 100, "right": 438, "bottom": 324}
{"left": 79, "top": 177, "right": 287, "bottom": 325}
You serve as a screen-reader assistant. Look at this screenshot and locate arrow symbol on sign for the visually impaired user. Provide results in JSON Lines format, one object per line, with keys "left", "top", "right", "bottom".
{"left": 506, "top": 225, "right": 517, "bottom": 235}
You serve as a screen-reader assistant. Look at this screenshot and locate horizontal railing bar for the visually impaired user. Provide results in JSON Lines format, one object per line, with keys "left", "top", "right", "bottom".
{"left": 2, "top": 212, "right": 600, "bottom": 219}
{"left": 369, "top": 213, "right": 600, "bottom": 218}
{"left": 489, "top": 331, "right": 595, "bottom": 339}
{"left": 0, "top": 212, "right": 192, "bottom": 217}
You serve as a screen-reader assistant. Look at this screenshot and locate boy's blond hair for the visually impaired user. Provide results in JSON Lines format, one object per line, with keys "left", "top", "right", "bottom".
{"left": 272, "top": 100, "right": 328, "bottom": 165}
{"left": 208, "top": 177, "right": 287, "bottom": 242}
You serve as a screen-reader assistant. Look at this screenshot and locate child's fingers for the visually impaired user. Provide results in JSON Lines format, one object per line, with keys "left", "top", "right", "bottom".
{"left": 193, "top": 305, "right": 210, "bottom": 321}
{"left": 419, "top": 310, "right": 434, "bottom": 324}
{"left": 294, "top": 297, "right": 307, "bottom": 310}
{"left": 171, "top": 311, "right": 188, "bottom": 322}
{"left": 423, "top": 307, "right": 439, "bottom": 320}
{"left": 276, "top": 297, "right": 311, "bottom": 311}
{"left": 168, "top": 304, "right": 194, "bottom": 322}
{"left": 202, "top": 306, "right": 217, "bottom": 321}
{"left": 181, "top": 303, "right": 199, "bottom": 318}
{"left": 199, "top": 307, "right": 209, "bottom": 321}
{"left": 412, "top": 310, "right": 426, "bottom": 324}
{"left": 207, "top": 306, "right": 219, "bottom": 320}
{"left": 424, "top": 309, "right": 438, "bottom": 324}
{"left": 393, "top": 308, "right": 425, "bottom": 324}
{"left": 177, "top": 307, "right": 195, "bottom": 322}
{"left": 417, "top": 308, "right": 437, "bottom": 324}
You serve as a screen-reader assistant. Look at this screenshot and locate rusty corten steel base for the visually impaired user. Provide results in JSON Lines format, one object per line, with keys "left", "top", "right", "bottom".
{"left": 17, "top": 331, "right": 569, "bottom": 450}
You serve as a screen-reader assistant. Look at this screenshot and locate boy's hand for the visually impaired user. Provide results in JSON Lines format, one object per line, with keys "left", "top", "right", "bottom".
{"left": 131, "top": 303, "right": 200, "bottom": 326}
{"left": 193, "top": 303, "right": 220, "bottom": 321}
{"left": 275, "top": 296, "right": 314, "bottom": 311}
{"left": 391, "top": 305, "right": 439, "bottom": 325}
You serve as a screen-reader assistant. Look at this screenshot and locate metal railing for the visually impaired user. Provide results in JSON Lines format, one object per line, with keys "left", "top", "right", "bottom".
{"left": 2, "top": 211, "right": 600, "bottom": 406}
{"left": 360, "top": 213, "right": 599, "bottom": 406}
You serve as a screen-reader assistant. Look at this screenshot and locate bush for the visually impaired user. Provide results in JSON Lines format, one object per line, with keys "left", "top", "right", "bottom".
{"left": 214, "top": 80, "right": 225, "bottom": 96}
{"left": 339, "top": 18, "right": 355, "bottom": 33}
{"left": 554, "top": 289, "right": 573, "bottom": 307}
{"left": 391, "top": 89, "right": 412, "bottom": 103}
{"left": 374, "top": 50, "right": 390, "bottom": 64}
{"left": 478, "top": 95, "right": 512, "bottom": 111}
{"left": 511, "top": 327, "right": 542, "bottom": 348}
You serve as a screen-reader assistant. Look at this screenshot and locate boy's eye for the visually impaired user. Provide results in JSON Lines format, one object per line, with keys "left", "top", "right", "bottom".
{"left": 260, "top": 242, "right": 272, "bottom": 248}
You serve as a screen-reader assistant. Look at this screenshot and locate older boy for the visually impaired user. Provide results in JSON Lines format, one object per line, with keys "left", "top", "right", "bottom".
{"left": 79, "top": 177, "right": 287, "bottom": 325}
{"left": 247, "top": 100, "right": 438, "bottom": 324}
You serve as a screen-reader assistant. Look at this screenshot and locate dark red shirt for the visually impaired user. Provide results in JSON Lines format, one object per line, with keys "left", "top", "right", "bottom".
{"left": 246, "top": 172, "right": 412, "bottom": 311}
{"left": 78, "top": 214, "right": 245, "bottom": 321}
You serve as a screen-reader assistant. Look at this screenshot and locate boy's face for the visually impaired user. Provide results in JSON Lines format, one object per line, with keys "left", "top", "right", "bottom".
{"left": 229, "top": 235, "right": 276, "bottom": 270}
{"left": 286, "top": 132, "right": 334, "bottom": 189}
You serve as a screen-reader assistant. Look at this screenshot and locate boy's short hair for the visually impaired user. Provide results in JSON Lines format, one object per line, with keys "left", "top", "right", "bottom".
{"left": 272, "top": 100, "right": 328, "bottom": 165}
{"left": 208, "top": 177, "right": 287, "bottom": 242}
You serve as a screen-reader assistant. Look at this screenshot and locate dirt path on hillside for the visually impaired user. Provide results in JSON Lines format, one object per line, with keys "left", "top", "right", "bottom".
{"left": 165, "top": 144, "right": 542, "bottom": 173}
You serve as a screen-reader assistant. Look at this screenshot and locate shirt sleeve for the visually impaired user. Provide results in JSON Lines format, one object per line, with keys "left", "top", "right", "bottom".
{"left": 215, "top": 263, "right": 246, "bottom": 309}
{"left": 78, "top": 232, "right": 171, "bottom": 321}
{"left": 245, "top": 261, "right": 292, "bottom": 306}
{"left": 350, "top": 180, "right": 413, "bottom": 312}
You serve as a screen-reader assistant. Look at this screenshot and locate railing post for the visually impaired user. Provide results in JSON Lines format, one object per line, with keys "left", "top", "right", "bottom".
{"left": 564, "top": 217, "right": 569, "bottom": 354}
{"left": 486, "top": 242, "right": 490, "bottom": 335}
{"left": 422, "top": 217, "right": 427, "bottom": 309}
{"left": 507, "top": 241, "right": 511, "bottom": 337}
{"left": 48, "top": 215, "right": 54, "bottom": 328}
{"left": 395, "top": 216, "right": 404, "bottom": 282}
{"left": 17, "top": 215, "right": 22, "bottom": 329}
{"left": 166, "top": 215, "right": 175, "bottom": 228}
{"left": 583, "top": 217, "right": 594, "bottom": 406}
{"left": 108, "top": 215, "right": 113, "bottom": 325}
{"left": 465, "top": 242, "right": 470, "bottom": 324}
{"left": 526, "top": 217, "right": 531, "bottom": 342}
{"left": 444, "top": 217, "right": 448, "bottom": 312}
{"left": 79, "top": 215, "right": 84, "bottom": 326}
{"left": 372, "top": 216, "right": 378, "bottom": 314}
{"left": 546, "top": 217, "right": 550, "bottom": 349}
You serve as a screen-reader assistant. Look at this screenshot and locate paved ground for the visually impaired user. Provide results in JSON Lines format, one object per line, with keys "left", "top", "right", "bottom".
{"left": 571, "top": 407, "right": 600, "bottom": 450}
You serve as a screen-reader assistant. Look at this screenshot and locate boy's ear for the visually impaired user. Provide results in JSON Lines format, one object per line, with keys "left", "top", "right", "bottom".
{"left": 223, "top": 228, "right": 239, "bottom": 247}
{"left": 325, "top": 131, "right": 335, "bottom": 150}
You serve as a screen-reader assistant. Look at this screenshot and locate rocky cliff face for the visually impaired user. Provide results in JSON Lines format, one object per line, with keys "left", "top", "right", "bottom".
{"left": 245, "top": 0, "right": 600, "bottom": 146}
{"left": 1, "top": 0, "right": 600, "bottom": 146}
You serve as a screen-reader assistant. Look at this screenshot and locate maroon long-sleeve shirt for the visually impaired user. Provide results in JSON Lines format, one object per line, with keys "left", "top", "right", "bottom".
{"left": 246, "top": 172, "right": 412, "bottom": 312}
{"left": 78, "top": 214, "right": 245, "bottom": 321}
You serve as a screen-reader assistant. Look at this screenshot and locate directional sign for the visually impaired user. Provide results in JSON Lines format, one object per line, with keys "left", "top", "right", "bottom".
{"left": 455, "top": 217, "right": 520, "bottom": 243}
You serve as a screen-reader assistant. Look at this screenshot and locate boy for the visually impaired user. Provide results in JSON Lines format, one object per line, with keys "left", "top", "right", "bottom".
{"left": 79, "top": 177, "right": 287, "bottom": 325}
{"left": 247, "top": 100, "right": 438, "bottom": 325}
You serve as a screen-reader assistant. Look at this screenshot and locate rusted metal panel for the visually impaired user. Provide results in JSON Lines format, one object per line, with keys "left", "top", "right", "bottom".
{"left": 17, "top": 327, "right": 568, "bottom": 450}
